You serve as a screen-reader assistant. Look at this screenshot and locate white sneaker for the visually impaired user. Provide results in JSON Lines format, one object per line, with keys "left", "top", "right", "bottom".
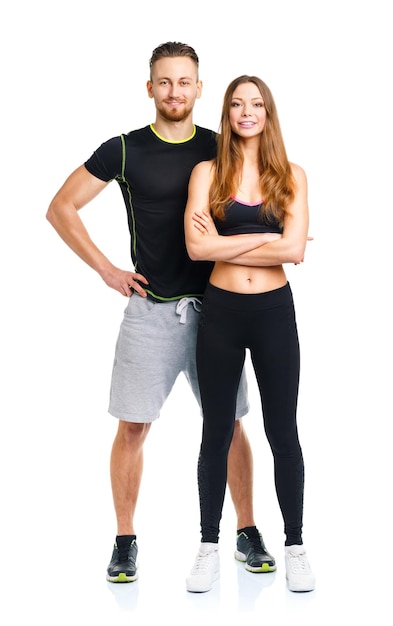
{"left": 186, "top": 543, "right": 220, "bottom": 593}
{"left": 285, "top": 545, "right": 315, "bottom": 592}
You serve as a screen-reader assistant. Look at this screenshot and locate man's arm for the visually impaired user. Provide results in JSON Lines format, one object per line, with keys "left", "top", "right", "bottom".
{"left": 46, "top": 164, "right": 149, "bottom": 297}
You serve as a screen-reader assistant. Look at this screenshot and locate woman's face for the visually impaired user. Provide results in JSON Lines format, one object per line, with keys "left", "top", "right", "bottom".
{"left": 228, "top": 82, "right": 266, "bottom": 138}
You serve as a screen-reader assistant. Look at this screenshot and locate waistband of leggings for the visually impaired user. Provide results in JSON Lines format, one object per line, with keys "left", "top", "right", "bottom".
{"left": 204, "top": 281, "right": 292, "bottom": 309}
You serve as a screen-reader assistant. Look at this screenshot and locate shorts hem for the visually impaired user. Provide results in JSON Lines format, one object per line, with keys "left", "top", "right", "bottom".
{"left": 108, "top": 408, "right": 159, "bottom": 423}
{"left": 235, "top": 404, "right": 250, "bottom": 420}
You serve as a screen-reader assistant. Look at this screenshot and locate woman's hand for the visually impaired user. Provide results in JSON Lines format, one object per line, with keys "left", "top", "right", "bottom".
{"left": 192, "top": 210, "right": 218, "bottom": 235}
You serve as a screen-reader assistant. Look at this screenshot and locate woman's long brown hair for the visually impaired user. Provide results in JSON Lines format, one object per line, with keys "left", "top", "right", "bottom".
{"left": 210, "top": 75, "right": 295, "bottom": 225}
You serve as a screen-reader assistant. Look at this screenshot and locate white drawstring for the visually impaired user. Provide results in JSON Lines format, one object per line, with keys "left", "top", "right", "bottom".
{"left": 175, "top": 297, "right": 202, "bottom": 324}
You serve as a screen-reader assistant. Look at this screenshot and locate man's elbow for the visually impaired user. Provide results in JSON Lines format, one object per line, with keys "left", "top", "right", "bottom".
{"left": 46, "top": 199, "right": 68, "bottom": 229}
{"left": 46, "top": 203, "right": 56, "bottom": 226}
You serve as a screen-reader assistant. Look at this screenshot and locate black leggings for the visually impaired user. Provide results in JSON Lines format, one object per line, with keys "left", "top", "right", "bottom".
{"left": 197, "top": 282, "right": 304, "bottom": 546}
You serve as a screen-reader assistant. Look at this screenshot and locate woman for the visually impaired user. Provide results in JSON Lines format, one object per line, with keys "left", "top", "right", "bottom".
{"left": 184, "top": 75, "right": 315, "bottom": 593}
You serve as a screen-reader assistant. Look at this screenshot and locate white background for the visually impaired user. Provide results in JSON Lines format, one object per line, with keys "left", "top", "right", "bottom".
{"left": 1, "top": 1, "right": 391, "bottom": 624}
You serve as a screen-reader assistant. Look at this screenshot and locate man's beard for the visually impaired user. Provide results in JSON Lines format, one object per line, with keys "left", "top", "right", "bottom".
{"left": 157, "top": 102, "right": 193, "bottom": 123}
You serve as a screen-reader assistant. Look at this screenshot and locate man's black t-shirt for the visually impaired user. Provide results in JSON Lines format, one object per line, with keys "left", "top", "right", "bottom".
{"left": 85, "top": 124, "right": 216, "bottom": 301}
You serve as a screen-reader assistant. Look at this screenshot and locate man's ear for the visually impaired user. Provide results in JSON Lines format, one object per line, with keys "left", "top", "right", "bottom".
{"left": 196, "top": 80, "right": 203, "bottom": 99}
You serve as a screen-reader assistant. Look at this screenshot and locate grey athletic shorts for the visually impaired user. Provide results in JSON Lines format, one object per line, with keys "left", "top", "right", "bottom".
{"left": 108, "top": 293, "right": 249, "bottom": 423}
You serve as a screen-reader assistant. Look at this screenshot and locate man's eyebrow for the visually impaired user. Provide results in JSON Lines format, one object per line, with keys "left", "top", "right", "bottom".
{"left": 156, "top": 75, "right": 194, "bottom": 79}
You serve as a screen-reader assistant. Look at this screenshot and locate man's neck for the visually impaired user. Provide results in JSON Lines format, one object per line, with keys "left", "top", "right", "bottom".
{"left": 151, "top": 118, "right": 195, "bottom": 142}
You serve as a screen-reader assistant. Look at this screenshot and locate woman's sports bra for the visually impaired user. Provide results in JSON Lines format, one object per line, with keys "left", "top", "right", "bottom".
{"left": 214, "top": 198, "right": 283, "bottom": 236}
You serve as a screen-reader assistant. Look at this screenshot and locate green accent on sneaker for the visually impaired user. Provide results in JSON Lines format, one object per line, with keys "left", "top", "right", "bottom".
{"left": 240, "top": 557, "right": 276, "bottom": 573}
{"left": 117, "top": 573, "right": 129, "bottom": 582}
{"left": 260, "top": 563, "right": 271, "bottom": 573}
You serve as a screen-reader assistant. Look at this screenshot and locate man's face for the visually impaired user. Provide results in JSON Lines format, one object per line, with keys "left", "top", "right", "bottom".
{"left": 147, "top": 57, "right": 202, "bottom": 122}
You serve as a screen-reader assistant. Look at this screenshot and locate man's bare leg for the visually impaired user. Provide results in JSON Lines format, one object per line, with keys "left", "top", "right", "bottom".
{"left": 110, "top": 420, "right": 151, "bottom": 535}
{"left": 107, "top": 420, "right": 151, "bottom": 582}
{"left": 227, "top": 418, "right": 255, "bottom": 529}
{"left": 228, "top": 418, "right": 276, "bottom": 572}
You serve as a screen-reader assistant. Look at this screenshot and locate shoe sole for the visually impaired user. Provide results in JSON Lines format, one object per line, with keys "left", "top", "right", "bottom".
{"left": 235, "top": 550, "right": 277, "bottom": 573}
{"left": 186, "top": 571, "right": 219, "bottom": 593}
{"left": 106, "top": 572, "right": 138, "bottom": 583}
{"left": 286, "top": 577, "right": 315, "bottom": 592}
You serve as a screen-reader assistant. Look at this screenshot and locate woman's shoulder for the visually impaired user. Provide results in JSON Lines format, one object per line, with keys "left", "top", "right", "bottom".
{"left": 193, "top": 159, "right": 215, "bottom": 173}
{"left": 191, "top": 159, "right": 216, "bottom": 182}
{"left": 289, "top": 161, "right": 307, "bottom": 181}
{"left": 289, "top": 162, "right": 308, "bottom": 194}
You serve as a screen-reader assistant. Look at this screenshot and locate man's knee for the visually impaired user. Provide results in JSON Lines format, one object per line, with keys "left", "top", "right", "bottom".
{"left": 117, "top": 420, "right": 151, "bottom": 448}
{"left": 231, "top": 418, "right": 252, "bottom": 452}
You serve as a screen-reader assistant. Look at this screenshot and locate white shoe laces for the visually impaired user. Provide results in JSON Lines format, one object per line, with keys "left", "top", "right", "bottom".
{"left": 287, "top": 550, "right": 311, "bottom": 574}
{"left": 190, "top": 551, "right": 216, "bottom": 575}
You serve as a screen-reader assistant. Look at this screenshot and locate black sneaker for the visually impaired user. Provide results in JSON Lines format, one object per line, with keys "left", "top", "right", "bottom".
{"left": 235, "top": 528, "right": 276, "bottom": 573}
{"left": 106, "top": 538, "right": 138, "bottom": 583}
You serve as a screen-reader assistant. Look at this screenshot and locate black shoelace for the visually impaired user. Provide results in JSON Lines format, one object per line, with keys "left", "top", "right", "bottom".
{"left": 247, "top": 532, "right": 265, "bottom": 553}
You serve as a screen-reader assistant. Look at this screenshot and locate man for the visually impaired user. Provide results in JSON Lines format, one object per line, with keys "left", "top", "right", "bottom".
{"left": 46, "top": 41, "right": 275, "bottom": 588}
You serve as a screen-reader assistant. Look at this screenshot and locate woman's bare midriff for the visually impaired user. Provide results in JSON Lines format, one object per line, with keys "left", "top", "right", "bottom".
{"left": 209, "top": 262, "right": 287, "bottom": 294}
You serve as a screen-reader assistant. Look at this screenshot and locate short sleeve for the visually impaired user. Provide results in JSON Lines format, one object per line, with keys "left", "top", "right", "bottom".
{"left": 84, "top": 136, "right": 123, "bottom": 182}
